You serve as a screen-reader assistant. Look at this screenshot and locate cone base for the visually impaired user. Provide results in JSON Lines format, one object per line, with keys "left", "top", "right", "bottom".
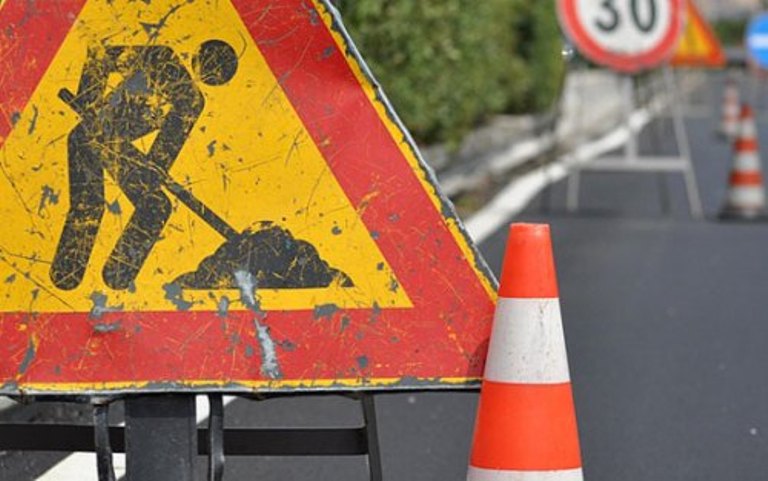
{"left": 718, "top": 206, "right": 768, "bottom": 221}
{"left": 467, "top": 466, "right": 583, "bottom": 481}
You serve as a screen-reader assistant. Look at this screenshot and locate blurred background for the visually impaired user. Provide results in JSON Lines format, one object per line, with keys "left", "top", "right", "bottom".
{"left": 334, "top": 0, "right": 754, "bottom": 143}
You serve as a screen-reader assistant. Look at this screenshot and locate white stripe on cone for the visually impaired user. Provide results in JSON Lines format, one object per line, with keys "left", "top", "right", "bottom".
{"left": 733, "top": 152, "right": 760, "bottom": 171}
{"left": 721, "top": 87, "right": 739, "bottom": 136}
{"left": 484, "top": 298, "right": 570, "bottom": 384}
{"left": 740, "top": 120, "right": 757, "bottom": 139}
{"left": 467, "top": 467, "right": 584, "bottom": 481}
{"left": 728, "top": 185, "right": 765, "bottom": 207}
{"left": 724, "top": 104, "right": 739, "bottom": 117}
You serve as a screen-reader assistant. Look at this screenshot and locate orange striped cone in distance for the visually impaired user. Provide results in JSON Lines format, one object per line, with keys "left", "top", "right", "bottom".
{"left": 720, "top": 77, "right": 740, "bottom": 139}
{"left": 467, "top": 224, "right": 582, "bottom": 481}
{"left": 720, "top": 104, "right": 766, "bottom": 220}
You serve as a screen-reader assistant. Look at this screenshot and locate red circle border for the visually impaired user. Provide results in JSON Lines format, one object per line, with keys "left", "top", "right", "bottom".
{"left": 557, "top": 0, "right": 685, "bottom": 73}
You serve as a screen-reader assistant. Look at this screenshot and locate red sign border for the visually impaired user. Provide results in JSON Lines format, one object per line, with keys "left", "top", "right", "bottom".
{"left": 557, "top": 0, "right": 686, "bottom": 73}
{"left": 0, "top": 0, "right": 497, "bottom": 394}
{"left": 671, "top": 0, "right": 726, "bottom": 68}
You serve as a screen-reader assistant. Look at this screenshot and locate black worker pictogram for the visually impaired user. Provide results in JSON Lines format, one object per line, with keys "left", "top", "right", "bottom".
{"left": 50, "top": 40, "right": 239, "bottom": 291}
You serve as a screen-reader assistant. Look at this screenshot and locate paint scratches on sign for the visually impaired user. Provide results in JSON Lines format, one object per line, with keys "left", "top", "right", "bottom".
{"left": 234, "top": 270, "right": 282, "bottom": 380}
{"left": 0, "top": 0, "right": 496, "bottom": 394}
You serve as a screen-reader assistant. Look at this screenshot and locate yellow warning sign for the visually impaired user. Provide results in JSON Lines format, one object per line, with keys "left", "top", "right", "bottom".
{"left": 0, "top": 0, "right": 497, "bottom": 395}
{"left": 671, "top": 0, "right": 726, "bottom": 67}
{"left": 0, "top": 0, "right": 410, "bottom": 313}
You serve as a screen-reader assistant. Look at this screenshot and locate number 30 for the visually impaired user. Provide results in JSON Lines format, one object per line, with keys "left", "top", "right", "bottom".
{"left": 595, "top": 0, "right": 657, "bottom": 33}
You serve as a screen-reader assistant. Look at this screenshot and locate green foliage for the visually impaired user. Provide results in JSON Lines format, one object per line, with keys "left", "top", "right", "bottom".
{"left": 335, "top": 0, "right": 564, "bottom": 145}
{"left": 511, "top": 1, "right": 566, "bottom": 113}
{"left": 712, "top": 18, "right": 747, "bottom": 47}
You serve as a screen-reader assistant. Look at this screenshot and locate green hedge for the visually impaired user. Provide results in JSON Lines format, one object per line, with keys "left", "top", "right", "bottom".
{"left": 335, "top": 0, "right": 564, "bottom": 145}
{"left": 712, "top": 18, "right": 746, "bottom": 47}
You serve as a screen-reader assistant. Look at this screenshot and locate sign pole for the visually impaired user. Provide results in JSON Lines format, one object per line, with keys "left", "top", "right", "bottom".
{"left": 565, "top": 68, "right": 703, "bottom": 218}
{"left": 623, "top": 75, "right": 639, "bottom": 164}
{"left": 125, "top": 395, "right": 197, "bottom": 481}
{"left": 664, "top": 66, "right": 703, "bottom": 218}
{"left": 560, "top": 0, "right": 692, "bottom": 215}
{"left": 362, "top": 394, "right": 383, "bottom": 481}
{"left": 93, "top": 399, "right": 117, "bottom": 481}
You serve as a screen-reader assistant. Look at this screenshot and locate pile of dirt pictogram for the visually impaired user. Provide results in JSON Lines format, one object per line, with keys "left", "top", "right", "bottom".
{"left": 173, "top": 222, "right": 353, "bottom": 289}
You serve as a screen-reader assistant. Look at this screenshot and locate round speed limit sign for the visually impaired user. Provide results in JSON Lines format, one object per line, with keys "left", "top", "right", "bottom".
{"left": 557, "top": 0, "right": 685, "bottom": 73}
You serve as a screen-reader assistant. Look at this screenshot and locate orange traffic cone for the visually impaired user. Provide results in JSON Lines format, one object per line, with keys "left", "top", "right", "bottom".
{"left": 720, "top": 77, "right": 740, "bottom": 139}
{"left": 467, "top": 224, "right": 582, "bottom": 481}
{"left": 720, "top": 104, "right": 766, "bottom": 220}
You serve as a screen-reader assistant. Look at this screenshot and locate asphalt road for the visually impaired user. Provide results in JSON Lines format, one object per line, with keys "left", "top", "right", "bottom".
{"left": 5, "top": 71, "right": 768, "bottom": 481}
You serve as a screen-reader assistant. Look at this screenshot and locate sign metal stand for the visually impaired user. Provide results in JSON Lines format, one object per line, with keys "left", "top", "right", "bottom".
{"left": 125, "top": 396, "right": 197, "bottom": 481}
{"left": 565, "top": 68, "right": 704, "bottom": 218}
{"left": 0, "top": 393, "right": 385, "bottom": 481}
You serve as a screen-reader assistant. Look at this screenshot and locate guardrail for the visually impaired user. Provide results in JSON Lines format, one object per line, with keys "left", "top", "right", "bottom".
{"left": 431, "top": 67, "right": 669, "bottom": 200}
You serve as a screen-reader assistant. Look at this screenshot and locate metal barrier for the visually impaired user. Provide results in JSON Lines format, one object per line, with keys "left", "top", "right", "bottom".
{"left": 0, "top": 394, "right": 383, "bottom": 481}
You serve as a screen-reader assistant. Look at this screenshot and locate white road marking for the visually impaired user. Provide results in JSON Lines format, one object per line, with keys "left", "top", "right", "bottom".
{"left": 0, "top": 397, "right": 16, "bottom": 411}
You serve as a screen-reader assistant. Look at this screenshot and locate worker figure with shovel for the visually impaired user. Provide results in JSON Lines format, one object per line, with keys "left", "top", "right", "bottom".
{"left": 50, "top": 40, "right": 239, "bottom": 291}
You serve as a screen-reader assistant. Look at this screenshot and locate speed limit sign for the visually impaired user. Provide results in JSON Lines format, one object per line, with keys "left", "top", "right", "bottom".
{"left": 557, "top": 0, "right": 685, "bottom": 72}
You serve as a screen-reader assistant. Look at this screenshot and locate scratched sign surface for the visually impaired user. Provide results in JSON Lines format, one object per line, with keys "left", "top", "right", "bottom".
{"left": 0, "top": 0, "right": 496, "bottom": 394}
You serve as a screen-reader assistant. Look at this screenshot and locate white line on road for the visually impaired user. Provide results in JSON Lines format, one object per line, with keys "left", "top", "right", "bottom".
{"left": 0, "top": 397, "right": 16, "bottom": 411}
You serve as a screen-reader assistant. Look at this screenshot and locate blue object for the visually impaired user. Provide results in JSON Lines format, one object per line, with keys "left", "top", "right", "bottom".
{"left": 746, "top": 13, "right": 768, "bottom": 69}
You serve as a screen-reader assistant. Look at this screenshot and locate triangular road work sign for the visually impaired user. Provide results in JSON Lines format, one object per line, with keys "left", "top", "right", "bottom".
{"left": 671, "top": 0, "right": 726, "bottom": 67}
{"left": 0, "top": 0, "right": 496, "bottom": 394}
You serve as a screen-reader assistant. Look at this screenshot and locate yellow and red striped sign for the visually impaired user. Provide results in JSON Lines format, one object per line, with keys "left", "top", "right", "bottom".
{"left": 671, "top": 0, "right": 726, "bottom": 67}
{"left": 0, "top": 0, "right": 496, "bottom": 394}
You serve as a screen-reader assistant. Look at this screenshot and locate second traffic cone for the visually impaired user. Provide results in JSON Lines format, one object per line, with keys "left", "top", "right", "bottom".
{"left": 467, "top": 224, "right": 582, "bottom": 481}
{"left": 720, "top": 77, "right": 740, "bottom": 139}
{"left": 720, "top": 104, "right": 766, "bottom": 220}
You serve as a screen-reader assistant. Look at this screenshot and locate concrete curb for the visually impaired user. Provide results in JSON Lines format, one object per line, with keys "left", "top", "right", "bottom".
{"left": 434, "top": 70, "right": 631, "bottom": 198}
{"left": 439, "top": 133, "right": 557, "bottom": 196}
